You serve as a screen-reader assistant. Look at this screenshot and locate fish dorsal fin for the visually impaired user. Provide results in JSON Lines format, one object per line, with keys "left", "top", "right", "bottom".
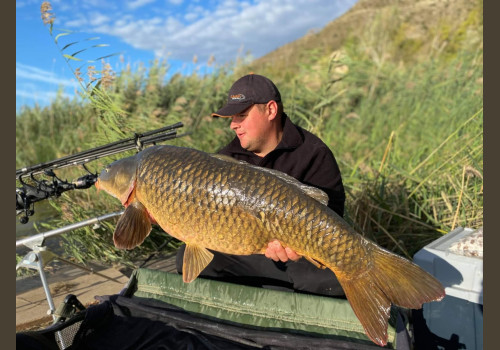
{"left": 211, "top": 154, "right": 329, "bottom": 206}
{"left": 290, "top": 180, "right": 329, "bottom": 206}
{"left": 211, "top": 153, "right": 242, "bottom": 163}
{"left": 113, "top": 200, "right": 152, "bottom": 250}
{"left": 182, "top": 244, "right": 214, "bottom": 283}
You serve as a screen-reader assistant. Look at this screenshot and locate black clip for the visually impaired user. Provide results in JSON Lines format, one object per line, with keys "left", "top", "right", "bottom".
{"left": 53, "top": 294, "right": 86, "bottom": 324}
{"left": 134, "top": 133, "right": 143, "bottom": 152}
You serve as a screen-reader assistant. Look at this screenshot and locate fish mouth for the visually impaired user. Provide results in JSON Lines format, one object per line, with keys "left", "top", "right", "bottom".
{"left": 94, "top": 179, "right": 101, "bottom": 192}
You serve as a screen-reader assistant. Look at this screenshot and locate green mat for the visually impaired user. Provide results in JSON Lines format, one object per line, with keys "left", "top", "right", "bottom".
{"left": 124, "top": 268, "right": 398, "bottom": 347}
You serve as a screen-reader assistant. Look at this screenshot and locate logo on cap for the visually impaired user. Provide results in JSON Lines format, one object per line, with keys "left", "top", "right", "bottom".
{"left": 230, "top": 94, "right": 246, "bottom": 101}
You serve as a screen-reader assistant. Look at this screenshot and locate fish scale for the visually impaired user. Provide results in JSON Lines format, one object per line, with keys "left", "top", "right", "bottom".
{"left": 143, "top": 150, "right": 259, "bottom": 252}
{"left": 96, "top": 145, "right": 445, "bottom": 346}
{"left": 145, "top": 146, "right": 328, "bottom": 254}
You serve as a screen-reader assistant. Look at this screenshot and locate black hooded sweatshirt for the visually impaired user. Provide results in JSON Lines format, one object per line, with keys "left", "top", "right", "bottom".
{"left": 218, "top": 113, "right": 345, "bottom": 217}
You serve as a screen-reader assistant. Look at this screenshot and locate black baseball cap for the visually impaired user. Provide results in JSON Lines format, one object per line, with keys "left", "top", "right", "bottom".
{"left": 212, "top": 74, "right": 281, "bottom": 118}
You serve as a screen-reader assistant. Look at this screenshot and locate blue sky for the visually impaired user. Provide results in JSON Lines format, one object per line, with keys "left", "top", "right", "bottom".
{"left": 16, "top": 0, "right": 357, "bottom": 112}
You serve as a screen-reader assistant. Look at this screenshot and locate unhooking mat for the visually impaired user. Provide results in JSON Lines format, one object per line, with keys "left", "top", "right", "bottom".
{"left": 17, "top": 268, "right": 410, "bottom": 349}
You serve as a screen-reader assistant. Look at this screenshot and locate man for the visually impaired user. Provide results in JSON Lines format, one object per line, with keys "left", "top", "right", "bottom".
{"left": 176, "top": 74, "right": 346, "bottom": 296}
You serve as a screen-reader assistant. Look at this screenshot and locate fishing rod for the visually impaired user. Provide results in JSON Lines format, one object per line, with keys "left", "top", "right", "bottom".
{"left": 16, "top": 122, "right": 185, "bottom": 224}
{"left": 16, "top": 122, "right": 184, "bottom": 178}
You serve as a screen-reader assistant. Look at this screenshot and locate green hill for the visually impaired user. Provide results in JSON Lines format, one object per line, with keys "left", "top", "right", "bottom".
{"left": 247, "top": 0, "right": 481, "bottom": 79}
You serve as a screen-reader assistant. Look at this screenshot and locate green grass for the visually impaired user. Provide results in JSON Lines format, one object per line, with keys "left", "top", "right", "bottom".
{"left": 16, "top": 0, "right": 482, "bottom": 271}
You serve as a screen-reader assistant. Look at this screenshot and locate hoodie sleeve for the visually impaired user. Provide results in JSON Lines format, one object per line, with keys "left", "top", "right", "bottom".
{"left": 301, "top": 145, "right": 345, "bottom": 217}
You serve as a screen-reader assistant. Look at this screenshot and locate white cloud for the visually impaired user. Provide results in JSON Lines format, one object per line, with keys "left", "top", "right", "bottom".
{"left": 53, "top": 0, "right": 357, "bottom": 64}
{"left": 184, "top": 12, "right": 198, "bottom": 22}
{"left": 16, "top": 88, "right": 67, "bottom": 104}
{"left": 127, "top": 0, "right": 157, "bottom": 10}
{"left": 16, "top": 63, "right": 79, "bottom": 88}
{"left": 184, "top": 5, "right": 206, "bottom": 22}
{"left": 90, "top": 13, "right": 111, "bottom": 26}
{"left": 16, "top": 0, "right": 39, "bottom": 8}
{"left": 65, "top": 17, "right": 90, "bottom": 28}
{"left": 16, "top": 62, "right": 78, "bottom": 109}
{"left": 16, "top": 82, "right": 77, "bottom": 110}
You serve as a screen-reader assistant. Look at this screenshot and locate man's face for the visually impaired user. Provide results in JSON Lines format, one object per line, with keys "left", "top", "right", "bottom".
{"left": 230, "top": 104, "right": 271, "bottom": 156}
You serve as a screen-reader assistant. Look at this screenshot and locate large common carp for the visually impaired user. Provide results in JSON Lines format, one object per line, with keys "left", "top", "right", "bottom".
{"left": 96, "top": 145, "right": 444, "bottom": 346}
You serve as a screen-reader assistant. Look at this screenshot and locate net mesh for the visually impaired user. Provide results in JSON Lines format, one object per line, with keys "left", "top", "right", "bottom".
{"left": 54, "top": 320, "right": 83, "bottom": 349}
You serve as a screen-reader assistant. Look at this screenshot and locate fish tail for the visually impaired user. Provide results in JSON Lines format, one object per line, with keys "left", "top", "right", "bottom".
{"left": 334, "top": 245, "right": 445, "bottom": 346}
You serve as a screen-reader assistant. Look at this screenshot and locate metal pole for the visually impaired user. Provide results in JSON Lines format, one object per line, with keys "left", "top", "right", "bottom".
{"left": 35, "top": 251, "right": 68, "bottom": 349}
{"left": 35, "top": 252, "right": 56, "bottom": 315}
{"left": 16, "top": 211, "right": 124, "bottom": 248}
{"left": 16, "top": 210, "right": 126, "bottom": 340}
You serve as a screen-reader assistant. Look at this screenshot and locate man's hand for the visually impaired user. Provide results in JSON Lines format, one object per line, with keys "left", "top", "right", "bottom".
{"left": 264, "top": 239, "right": 301, "bottom": 262}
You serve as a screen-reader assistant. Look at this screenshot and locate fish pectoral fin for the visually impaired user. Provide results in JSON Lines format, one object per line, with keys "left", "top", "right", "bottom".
{"left": 304, "top": 256, "right": 327, "bottom": 269}
{"left": 182, "top": 244, "right": 214, "bottom": 283}
{"left": 119, "top": 179, "right": 137, "bottom": 206}
{"left": 113, "top": 201, "right": 152, "bottom": 250}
